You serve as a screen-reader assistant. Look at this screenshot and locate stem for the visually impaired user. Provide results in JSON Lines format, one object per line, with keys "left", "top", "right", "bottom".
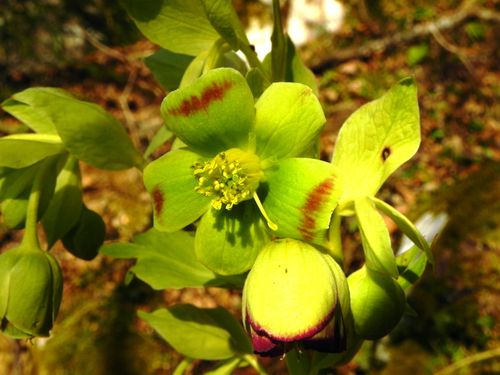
{"left": 21, "top": 160, "right": 51, "bottom": 250}
{"left": 239, "top": 42, "right": 270, "bottom": 80}
{"left": 243, "top": 354, "right": 269, "bottom": 375}
{"left": 271, "top": 0, "right": 286, "bottom": 82}
{"left": 434, "top": 347, "right": 500, "bottom": 375}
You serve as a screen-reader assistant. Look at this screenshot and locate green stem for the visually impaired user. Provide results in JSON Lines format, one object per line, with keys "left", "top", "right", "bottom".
{"left": 238, "top": 41, "right": 270, "bottom": 81}
{"left": 243, "top": 354, "right": 268, "bottom": 375}
{"left": 21, "top": 160, "right": 51, "bottom": 250}
{"left": 271, "top": 0, "right": 286, "bottom": 82}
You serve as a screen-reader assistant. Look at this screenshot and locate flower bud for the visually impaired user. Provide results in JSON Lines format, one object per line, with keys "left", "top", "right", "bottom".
{"left": 242, "top": 239, "right": 350, "bottom": 356}
{"left": 0, "top": 246, "right": 63, "bottom": 338}
{"left": 347, "top": 266, "right": 405, "bottom": 340}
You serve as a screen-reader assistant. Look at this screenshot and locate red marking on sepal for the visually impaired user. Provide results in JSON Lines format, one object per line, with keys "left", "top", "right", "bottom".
{"left": 299, "top": 176, "right": 335, "bottom": 241}
{"left": 168, "top": 81, "right": 234, "bottom": 117}
{"left": 152, "top": 186, "right": 164, "bottom": 215}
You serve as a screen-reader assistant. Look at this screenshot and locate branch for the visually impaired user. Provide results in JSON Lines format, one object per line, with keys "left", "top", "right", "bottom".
{"left": 310, "top": 2, "right": 500, "bottom": 72}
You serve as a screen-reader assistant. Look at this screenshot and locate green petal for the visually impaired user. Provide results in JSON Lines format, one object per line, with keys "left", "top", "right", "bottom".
{"left": 161, "top": 68, "right": 255, "bottom": 156}
{"left": 143, "top": 149, "right": 211, "bottom": 232}
{"left": 254, "top": 82, "right": 325, "bottom": 159}
{"left": 263, "top": 158, "right": 340, "bottom": 244}
{"left": 331, "top": 78, "right": 420, "bottom": 204}
{"left": 195, "top": 201, "right": 270, "bottom": 275}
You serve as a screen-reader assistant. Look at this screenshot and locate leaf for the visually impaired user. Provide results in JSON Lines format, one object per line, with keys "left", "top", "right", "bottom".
{"left": 144, "top": 49, "right": 194, "bottom": 90}
{"left": 143, "top": 126, "right": 174, "bottom": 159}
{"left": 100, "top": 228, "right": 243, "bottom": 289}
{"left": 370, "top": 197, "right": 433, "bottom": 264}
{"left": 139, "top": 305, "right": 252, "bottom": 360}
{"left": 0, "top": 134, "right": 64, "bottom": 168}
{"left": 245, "top": 68, "right": 270, "bottom": 98}
{"left": 201, "top": 0, "right": 249, "bottom": 50}
{"left": 354, "top": 197, "right": 398, "bottom": 277}
{"left": 270, "top": 0, "right": 286, "bottom": 82}
{"left": 263, "top": 158, "right": 339, "bottom": 244}
{"left": 41, "top": 156, "right": 83, "bottom": 248}
{"left": 1, "top": 98, "right": 57, "bottom": 134}
{"left": 143, "top": 149, "right": 211, "bottom": 232}
{"left": 284, "top": 37, "right": 318, "bottom": 95}
{"left": 195, "top": 201, "right": 270, "bottom": 275}
{"left": 122, "top": 0, "right": 219, "bottom": 56}
{"left": 161, "top": 68, "right": 255, "bottom": 156}
{"left": 331, "top": 78, "right": 420, "bottom": 205}
{"left": 11, "top": 88, "right": 144, "bottom": 170}
{"left": 254, "top": 82, "right": 325, "bottom": 159}
{"left": 396, "top": 246, "right": 428, "bottom": 290}
{"left": 62, "top": 206, "right": 105, "bottom": 261}
{"left": 407, "top": 44, "right": 429, "bottom": 67}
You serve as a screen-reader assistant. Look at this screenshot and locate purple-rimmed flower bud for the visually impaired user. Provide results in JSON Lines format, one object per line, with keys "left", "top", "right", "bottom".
{"left": 0, "top": 246, "right": 63, "bottom": 338}
{"left": 347, "top": 266, "right": 405, "bottom": 340}
{"left": 242, "top": 239, "right": 350, "bottom": 356}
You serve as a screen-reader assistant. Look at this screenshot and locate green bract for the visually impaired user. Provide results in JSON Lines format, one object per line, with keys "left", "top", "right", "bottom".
{"left": 0, "top": 246, "right": 63, "bottom": 338}
{"left": 242, "top": 239, "right": 350, "bottom": 356}
{"left": 144, "top": 68, "right": 340, "bottom": 275}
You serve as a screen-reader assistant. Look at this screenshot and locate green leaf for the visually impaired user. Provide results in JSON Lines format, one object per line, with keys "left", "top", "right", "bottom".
{"left": 122, "top": 0, "right": 219, "bottom": 56}
{"left": 201, "top": 0, "right": 249, "bottom": 50}
{"left": 0, "top": 156, "right": 60, "bottom": 229}
{"left": 195, "top": 201, "right": 270, "bottom": 275}
{"left": 161, "top": 68, "right": 255, "bottom": 156}
{"left": 354, "top": 197, "right": 398, "bottom": 277}
{"left": 254, "top": 82, "right": 325, "bottom": 159}
{"left": 101, "top": 228, "right": 244, "bottom": 289}
{"left": 143, "top": 149, "right": 211, "bottom": 232}
{"left": 11, "top": 88, "right": 144, "bottom": 170}
{"left": 396, "top": 246, "right": 428, "bottom": 290}
{"left": 42, "top": 156, "right": 83, "bottom": 248}
{"left": 270, "top": 0, "right": 286, "bottom": 82}
{"left": 143, "top": 126, "right": 174, "bottom": 159}
{"left": 62, "top": 206, "right": 105, "bottom": 261}
{"left": 144, "top": 49, "right": 194, "bottom": 90}
{"left": 245, "top": 68, "right": 270, "bottom": 98}
{"left": 139, "top": 305, "right": 252, "bottom": 360}
{"left": 263, "top": 158, "right": 339, "bottom": 244}
{"left": 407, "top": 44, "right": 429, "bottom": 67}
{"left": 1, "top": 98, "right": 57, "bottom": 134}
{"left": 370, "top": 197, "right": 433, "bottom": 264}
{"left": 331, "top": 78, "right": 420, "bottom": 205}
{"left": 284, "top": 37, "right": 318, "bottom": 95}
{"left": 0, "top": 134, "right": 64, "bottom": 168}
{"left": 0, "top": 164, "right": 39, "bottom": 202}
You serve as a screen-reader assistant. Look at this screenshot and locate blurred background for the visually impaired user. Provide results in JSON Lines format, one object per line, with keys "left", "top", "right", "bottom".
{"left": 0, "top": 0, "right": 498, "bottom": 374}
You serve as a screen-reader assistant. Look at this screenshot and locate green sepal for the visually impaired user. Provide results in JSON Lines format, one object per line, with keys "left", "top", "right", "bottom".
{"left": 195, "top": 201, "right": 270, "bottom": 276}
{"left": 354, "top": 197, "right": 398, "bottom": 277}
{"left": 0, "top": 134, "right": 64, "bottom": 169}
{"left": 143, "top": 149, "right": 211, "bottom": 232}
{"left": 332, "top": 77, "right": 420, "bottom": 204}
{"left": 139, "top": 305, "right": 252, "bottom": 360}
{"left": 161, "top": 68, "right": 255, "bottom": 156}
{"left": 370, "top": 196, "right": 433, "bottom": 264}
{"left": 254, "top": 82, "right": 325, "bottom": 159}
{"left": 41, "top": 156, "right": 83, "bottom": 248}
{"left": 144, "top": 49, "right": 194, "bottom": 91}
{"left": 263, "top": 158, "right": 339, "bottom": 244}
{"left": 62, "top": 206, "right": 105, "bottom": 261}
{"left": 246, "top": 68, "right": 270, "bottom": 98}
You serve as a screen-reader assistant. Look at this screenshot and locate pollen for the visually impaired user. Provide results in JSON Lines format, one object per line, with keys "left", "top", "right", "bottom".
{"left": 193, "top": 149, "right": 262, "bottom": 210}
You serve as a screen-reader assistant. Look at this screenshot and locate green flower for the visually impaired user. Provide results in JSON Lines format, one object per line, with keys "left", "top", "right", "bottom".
{"left": 144, "top": 68, "right": 340, "bottom": 275}
{"left": 0, "top": 245, "right": 63, "bottom": 338}
{"left": 242, "top": 239, "right": 350, "bottom": 356}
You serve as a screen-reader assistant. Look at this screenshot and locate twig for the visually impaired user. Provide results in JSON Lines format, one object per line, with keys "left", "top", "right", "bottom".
{"left": 433, "top": 347, "right": 500, "bottom": 375}
{"left": 311, "top": 2, "right": 500, "bottom": 71}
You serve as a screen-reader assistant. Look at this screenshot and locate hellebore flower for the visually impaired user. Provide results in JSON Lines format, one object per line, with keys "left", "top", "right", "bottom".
{"left": 347, "top": 266, "right": 405, "bottom": 340}
{"left": 0, "top": 246, "right": 63, "bottom": 338}
{"left": 242, "top": 239, "right": 350, "bottom": 356}
{"left": 144, "top": 68, "right": 340, "bottom": 275}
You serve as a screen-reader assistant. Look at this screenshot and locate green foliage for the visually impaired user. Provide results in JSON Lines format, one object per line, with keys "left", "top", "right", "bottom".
{"left": 407, "top": 43, "right": 429, "bottom": 66}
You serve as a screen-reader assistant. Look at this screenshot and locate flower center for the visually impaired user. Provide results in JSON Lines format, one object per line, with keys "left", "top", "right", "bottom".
{"left": 193, "top": 148, "right": 263, "bottom": 210}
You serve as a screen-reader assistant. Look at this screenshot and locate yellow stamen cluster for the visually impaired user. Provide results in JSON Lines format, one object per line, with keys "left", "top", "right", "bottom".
{"left": 193, "top": 149, "right": 260, "bottom": 210}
